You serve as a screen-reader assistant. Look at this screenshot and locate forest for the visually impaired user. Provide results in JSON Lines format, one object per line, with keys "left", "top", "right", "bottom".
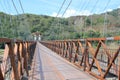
{"left": 0, "top": 8, "right": 120, "bottom": 40}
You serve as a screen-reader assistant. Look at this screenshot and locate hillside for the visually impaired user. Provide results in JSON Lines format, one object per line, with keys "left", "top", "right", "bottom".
{"left": 0, "top": 8, "right": 120, "bottom": 40}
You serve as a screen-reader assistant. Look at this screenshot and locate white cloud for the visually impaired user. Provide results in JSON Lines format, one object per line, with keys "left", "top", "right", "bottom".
{"left": 51, "top": 9, "right": 92, "bottom": 18}
{"left": 106, "top": 9, "right": 112, "bottom": 12}
{"left": 78, "top": 10, "right": 92, "bottom": 16}
{"left": 51, "top": 12, "right": 62, "bottom": 17}
{"left": 103, "top": 8, "right": 113, "bottom": 13}
{"left": 118, "top": 6, "right": 120, "bottom": 8}
{"left": 63, "top": 9, "right": 77, "bottom": 17}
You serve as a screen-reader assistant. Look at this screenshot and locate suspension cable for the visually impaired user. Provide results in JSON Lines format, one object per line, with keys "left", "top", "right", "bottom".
{"left": 82, "top": 0, "right": 90, "bottom": 11}
{"left": 0, "top": 0, "right": 8, "bottom": 37}
{"left": 11, "top": 0, "right": 20, "bottom": 37}
{"left": 61, "top": 0, "right": 72, "bottom": 17}
{"left": 103, "top": 0, "right": 112, "bottom": 37}
{"left": 18, "top": 0, "right": 24, "bottom": 13}
{"left": 56, "top": 0, "right": 67, "bottom": 17}
{"left": 56, "top": 0, "right": 67, "bottom": 40}
{"left": 11, "top": 0, "right": 19, "bottom": 14}
{"left": 71, "top": 0, "right": 91, "bottom": 39}
{"left": 90, "top": 0, "right": 99, "bottom": 38}
{"left": 61, "top": 0, "right": 72, "bottom": 39}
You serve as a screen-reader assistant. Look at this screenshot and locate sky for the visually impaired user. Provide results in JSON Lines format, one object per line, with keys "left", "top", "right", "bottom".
{"left": 0, "top": 0, "right": 120, "bottom": 17}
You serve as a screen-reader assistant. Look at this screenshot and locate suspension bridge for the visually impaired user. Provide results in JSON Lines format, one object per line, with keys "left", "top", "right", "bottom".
{"left": 0, "top": 36, "right": 120, "bottom": 80}
{"left": 0, "top": 0, "right": 120, "bottom": 80}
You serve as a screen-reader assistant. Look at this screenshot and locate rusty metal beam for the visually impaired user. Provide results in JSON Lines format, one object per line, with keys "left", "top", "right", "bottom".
{"left": 0, "top": 67, "right": 3, "bottom": 80}
{"left": 88, "top": 41, "right": 101, "bottom": 71}
{"left": 103, "top": 46, "right": 120, "bottom": 78}
{"left": 40, "top": 36, "right": 120, "bottom": 79}
{"left": 22, "top": 43, "right": 29, "bottom": 76}
{"left": 118, "top": 65, "right": 120, "bottom": 80}
{"left": 8, "top": 43, "right": 20, "bottom": 80}
{"left": 0, "top": 37, "right": 35, "bottom": 79}
{"left": 17, "top": 43, "right": 23, "bottom": 77}
{"left": 0, "top": 38, "right": 11, "bottom": 43}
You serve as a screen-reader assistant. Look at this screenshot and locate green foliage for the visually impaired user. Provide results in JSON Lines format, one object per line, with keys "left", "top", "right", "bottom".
{"left": 0, "top": 8, "right": 120, "bottom": 40}
{"left": 86, "top": 18, "right": 91, "bottom": 26}
{"left": 96, "top": 17, "right": 104, "bottom": 23}
{"left": 115, "top": 22, "right": 120, "bottom": 27}
{"left": 0, "top": 43, "right": 5, "bottom": 49}
{"left": 107, "top": 9, "right": 118, "bottom": 17}
{"left": 86, "top": 30, "right": 101, "bottom": 38}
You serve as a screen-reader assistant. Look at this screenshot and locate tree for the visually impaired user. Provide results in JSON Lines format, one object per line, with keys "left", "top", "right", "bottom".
{"left": 86, "top": 18, "right": 91, "bottom": 26}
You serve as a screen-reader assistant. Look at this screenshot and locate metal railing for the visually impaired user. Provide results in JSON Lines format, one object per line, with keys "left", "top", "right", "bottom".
{"left": 41, "top": 36, "right": 120, "bottom": 80}
{"left": 0, "top": 38, "right": 36, "bottom": 80}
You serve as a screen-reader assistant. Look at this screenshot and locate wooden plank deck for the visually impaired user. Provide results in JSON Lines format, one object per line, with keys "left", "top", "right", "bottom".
{"left": 29, "top": 42, "right": 94, "bottom": 80}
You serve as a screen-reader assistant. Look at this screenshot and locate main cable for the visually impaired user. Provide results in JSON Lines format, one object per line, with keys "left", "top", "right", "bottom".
{"left": 90, "top": 0, "right": 99, "bottom": 13}
{"left": 56, "top": 0, "right": 67, "bottom": 40}
{"left": 18, "top": 0, "right": 24, "bottom": 13}
{"left": 61, "top": 0, "right": 72, "bottom": 39}
{"left": 103, "top": 0, "right": 112, "bottom": 12}
{"left": 11, "top": 0, "right": 20, "bottom": 37}
{"left": 82, "top": 0, "right": 90, "bottom": 11}
{"left": 56, "top": 0, "right": 67, "bottom": 17}
{"left": 61, "top": 0, "right": 72, "bottom": 17}
{"left": 11, "top": 0, "right": 19, "bottom": 14}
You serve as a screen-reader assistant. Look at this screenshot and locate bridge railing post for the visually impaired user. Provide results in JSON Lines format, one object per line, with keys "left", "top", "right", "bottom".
{"left": 41, "top": 36, "right": 120, "bottom": 80}
{"left": 8, "top": 42, "right": 20, "bottom": 80}
{"left": 118, "top": 53, "right": 120, "bottom": 79}
{"left": 68, "top": 41, "right": 72, "bottom": 62}
{"left": 16, "top": 43, "right": 23, "bottom": 78}
{"left": 22, "top": 42, "right": 29, "bottom": 76}
{"left": 118, "top": 63, "right": 120, "bottom": 80}
{"left": 0, "top": 67, "right": 3, "bottom": 80}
